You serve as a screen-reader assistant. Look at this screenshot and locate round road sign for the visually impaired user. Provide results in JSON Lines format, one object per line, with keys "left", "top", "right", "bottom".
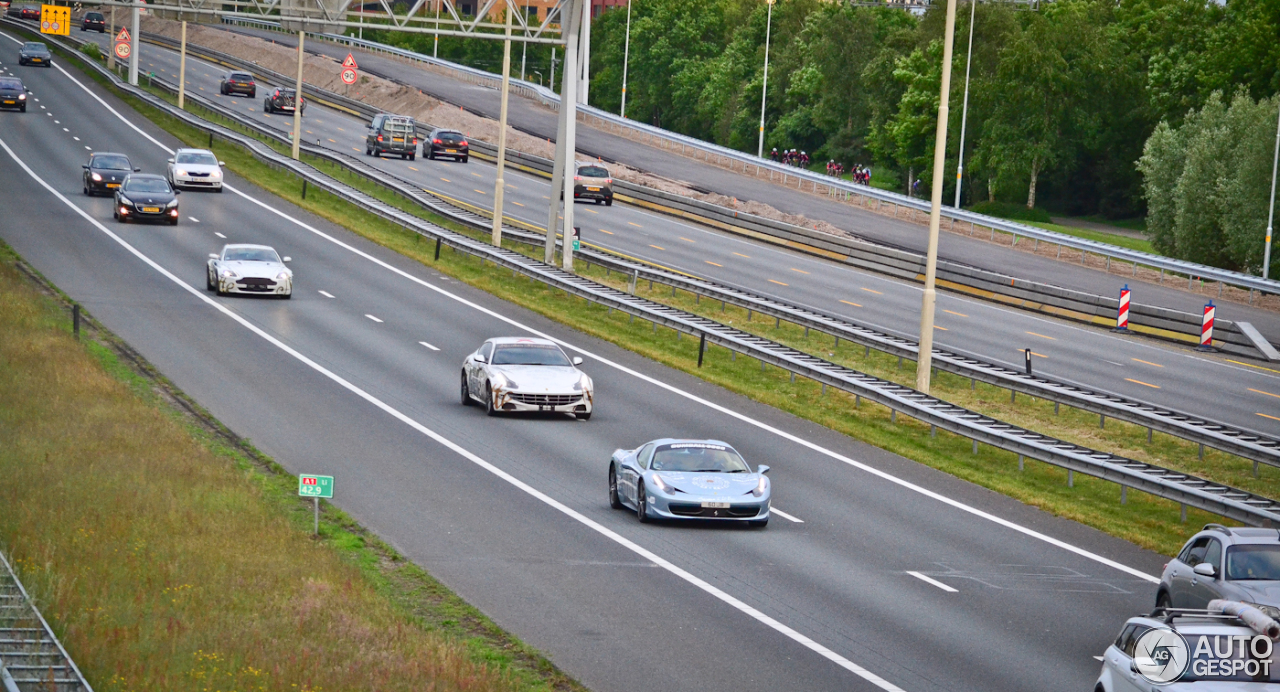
{"left": 340, "top": 68, "right": 357, "bottom": 85}
{"left": 41, "top": 20, "right": 49, "bottom": 30}
{"left": 114, "top": 41, "right": 131, "bottom": 60}
{"left": 50, "top": 21, "right": 60, "bottom": 32}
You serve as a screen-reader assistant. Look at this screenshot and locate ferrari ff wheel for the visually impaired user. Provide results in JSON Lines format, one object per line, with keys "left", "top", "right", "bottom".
{"left": 608, "top": 466, "right": 623, "bottom": 509}
{"left": 460, "top": 371, "right": 472, "bottom": 406}
{"left": 636, "top": 480, "right": 651, "bottom": 523}
{"left": 575, "top": 411, "right": 591, "bottom": 421}
{"left": 484, "top": 382, "right": 498, "bottom": 417}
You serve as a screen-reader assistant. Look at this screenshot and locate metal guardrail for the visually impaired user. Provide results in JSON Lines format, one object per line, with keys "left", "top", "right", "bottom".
{"left": 239, "top": 20, "right": 1280, "bottom": 299}
{"left": 0, "top": 551, "right": 94, "bottom": 692}
{"left": 25, "top": 20, "right": 1280, "bottom": 528}
{"left": 102, "top": 25, "right": 1280, "bottom": 477}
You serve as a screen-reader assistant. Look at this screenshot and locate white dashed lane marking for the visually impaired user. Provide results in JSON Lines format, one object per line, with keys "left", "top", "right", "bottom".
{"left": 214, "top": 232, "right": 226, "bottom": 238}
{"left": 365, "top": 314, "right": 383, "bottom": 323}
{"left": 419, "top": 341, "right": 440, "bottom": 351}
{"left": 771, "top": 508, "right": 804, "bottom": 523}
{"left": 188, "top": 217, "right": 200, "bottom": 223}
{"left": 906, "top": 572, "right": 958, "bottom": 593}
{"left": 318, "top": 290, "right": 335, "bottom": 298}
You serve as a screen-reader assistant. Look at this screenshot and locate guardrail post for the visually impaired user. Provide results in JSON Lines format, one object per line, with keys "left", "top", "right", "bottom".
{"left": 1018, "top": 454, "right": 1023, "bottom": 471}
{"left": 1068, "top": 470, "right": 1074, "bottom": 487}
{"left": 1121, "top": 485, "right": 1127, "bottom": 504}
{"left": 434, "top": 236, "right": 442, "bottom": 261}
{"left": 72, "top": 304, "right": 80, "bottom": 339}
{"left": 697, "top": 333, "right": 706, "bottom": 367}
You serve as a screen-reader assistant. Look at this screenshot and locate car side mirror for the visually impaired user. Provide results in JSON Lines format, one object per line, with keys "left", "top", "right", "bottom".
{"left": 174, "top": 190, "right": 181, "bottom": 195}
{"left": 1193, "top": 562, "right": 1217, "bottom": 578}
{"left": 218, "top": 161, "right": 225, "bottom": 166}
{"left": 208, "top": 253, "right": 219, "bottom": 259}
{"left": 133, "top": 167, "right": 141, "bottom": 172}
{"left": 281, "top": 257, "right": 291, "bottom": 263}
{"left": 167, "top": 158, "right": 174, "bottom": 163}
{"left": 474, "top": 354, "right": 487, "bottom": 364}
{"left": 82, "top": 165, "right": 89, "bottom": 169}
{"left": 572, "top": 356, "right": 583, "bottom": 366}
{"left": 757, "top": 465, "right": 771, "bottom": 475}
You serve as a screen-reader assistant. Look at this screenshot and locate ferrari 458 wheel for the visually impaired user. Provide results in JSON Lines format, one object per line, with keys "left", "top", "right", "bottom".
{"left": 460, "top": 371, "right": 472, "bottom": 406}
{"left": 608, "top": 466, "right": 623, "bottom": 509}
{"left": 636, "top": 480, "right": 651, "bottom": 523}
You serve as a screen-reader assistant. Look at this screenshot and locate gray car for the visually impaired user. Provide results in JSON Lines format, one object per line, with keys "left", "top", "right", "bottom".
{"left": 609, "top": 439, "right": 771, "bottom": 527}
{"left": 366, "top": 114, "right": 418, "bottom": 159}
{"left": 1156, "top": 524, "right": 1280, "bottom": 620}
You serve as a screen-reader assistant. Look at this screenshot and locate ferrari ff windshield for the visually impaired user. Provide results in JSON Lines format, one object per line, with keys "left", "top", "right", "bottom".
{"left": 651, "top": 443, "right": 750, "bottom": 473}
{"left": 491, "top": 344, "right": 572, "bottom": 366}
{"left": 224, "top": 247, "right": 281, "bottom": 263}
{"left": 1225, "top": 545, "right": 1280, "bottom": 580}
{"left": 124, "top": 179, "right": 171, "bottom": 193}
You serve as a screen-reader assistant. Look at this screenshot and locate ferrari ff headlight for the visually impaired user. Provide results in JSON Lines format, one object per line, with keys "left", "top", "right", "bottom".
{"left": 490, "top": 373, "right": 518, "bottom": 390}
{"left": 91, "top": 172, "right": 102, "bottom": 181}
{"left": 574, "top": 374, "right": 591, "bottom": 391}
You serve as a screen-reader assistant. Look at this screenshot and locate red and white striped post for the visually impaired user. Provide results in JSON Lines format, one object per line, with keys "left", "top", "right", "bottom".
{"left": 1113, "top": 284, "right": 1131, "bottom": 332}
{"left": 1197, "top": 301, "right": 1216, "bottom": 351}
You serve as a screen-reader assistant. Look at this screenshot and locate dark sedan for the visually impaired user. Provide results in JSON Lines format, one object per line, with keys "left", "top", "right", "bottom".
{"left": 425, "top": 128, "right": 468, "bottom": 162}
{"left": 80, "top": 11, "right": 105, "bottom": 32}
{"left": 0, "top": 77, "right": 28, "bottom": 112}
{"left": 219, "top": 71, "right": 256, "bottom": 98}
{"left": 113, "top": 174, "right": 181, "bottom": 225}
{"left": 18, "top": 41, "right": 51, "bottom": 67}
{"left": 83, "top": 153, "right": 140, "bottom": 196}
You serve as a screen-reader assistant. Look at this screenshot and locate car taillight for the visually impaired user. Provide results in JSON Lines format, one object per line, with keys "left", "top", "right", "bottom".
{"left": 412, "top": 138, "right": 418, "bottom": 144}
{"left": 606, "top": 179, "right": 612, "bottom": 184}
{"left": 377, "top": 135, "right": 383, "bottom": 141}
{"left": 574, "top": 176, "right": 581, "bottom": 181}
{"left": 459, "top": 141, "right": 468, "bottom": 146}
{"left": 432, "top": 139, "right": 442, "bottom": 144}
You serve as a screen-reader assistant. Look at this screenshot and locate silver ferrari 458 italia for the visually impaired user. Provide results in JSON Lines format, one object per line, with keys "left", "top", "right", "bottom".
{"left": 609, "top": 439, "right": 771, "bottom": 527}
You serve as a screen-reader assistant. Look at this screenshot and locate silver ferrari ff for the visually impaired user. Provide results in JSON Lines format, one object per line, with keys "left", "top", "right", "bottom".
{"left": 461, "top": 337, "right": 594, "bottom": 420}
{"left": 609, "top": 439, "right": 771, "bottom": 527}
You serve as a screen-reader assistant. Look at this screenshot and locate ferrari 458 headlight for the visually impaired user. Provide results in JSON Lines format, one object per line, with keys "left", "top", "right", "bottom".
{"left": 650, "top": 474, "right": 671, "bottom": 493}
{"left": 91, "top": 172, "right": 102, "bottom": 181}
{"left": 752, "top": 475, "right": 767, "bottom": 497}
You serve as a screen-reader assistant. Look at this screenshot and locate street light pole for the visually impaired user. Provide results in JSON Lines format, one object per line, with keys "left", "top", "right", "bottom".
{"left": 1265, "top": 100, "right": 1280, "bottom": 281}
{"left": 756, "top": 0, "right": 774, "bottom": 159}
{"left": 915, "top": 0, "right": 959, "bottom": 395}
{"left": 291, "top": 31, "right": 305, "bottom": 160}
{"left": 491, "top": 10, "right": 513, "bottom": 247}
{"left": 620, "top": 0, "right": 632, "bottom": 119}
{"left": 433, "top": 0, "right": 440, "bottom": 57}
{"left": 953, "top": 0, "right": 975, "bottom": 209}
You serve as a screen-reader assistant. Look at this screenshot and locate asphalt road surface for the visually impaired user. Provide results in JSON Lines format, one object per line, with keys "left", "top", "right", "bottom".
{"left": 79, "top": 30, "right": 1280, "bottom": 439}
{"left": 0, "top": 27, "right": 1171, "bottom": 692}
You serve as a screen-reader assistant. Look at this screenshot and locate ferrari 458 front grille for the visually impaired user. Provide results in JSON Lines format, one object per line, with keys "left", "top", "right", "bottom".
{"left": 667, "top": 503, "right": 760, "bottom": 518}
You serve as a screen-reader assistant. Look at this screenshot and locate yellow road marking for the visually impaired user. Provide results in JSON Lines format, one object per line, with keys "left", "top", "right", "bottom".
{"left": 327, "top": 138, "right": 336, "bottom": 143}
{"left": 628, "top": 222, "right": 642, "bottom": 227}
{"left": 305, "top": 130, "right": 313, "bottom": 134}
{"left": 943, "top": 310, "right": 968, "bottom": 317}
{"left": 542, "top": 195, "right": 550, "bottom": 200}
{"left": 471, "top": 172, "right": 483, "bottom": 177}
{"left": 408, "top": 166, "right": 419, "bottom": 171}
{"left": 733, "top": 252, "right": 751, "bottom": 258}
{"left": 1131, "top": 358, "right": 1164, "bottom": 368}
{"left": 1026, "top": 332, "right": 1056, "bottom": 340}
{"left": 351, "top": 147, "right": 360, "bottom": 152}
{"left": 440, "top": 177, "right": 451, "bottom": 182}
{"left": 840, "top": 300, "right": 862, "bottom": 308}
{"left": 769, "top": 279, "right": 788, "bottom": 286}
{"left": 1259, "top": 413, "right": 1280, "bottom": 422}
{"left": 507, "top": 184, "right": 518, "bottom": 190}
{"left": 1227, "top": 359, "right": 1280, "bottom": 374}
{"left": 679, "top": 237, "right": 695, "bottom": 243}
{"left": 706, "top": 260, "right": 722, "bottom": 267}
{"left": 790, "top": 268, "right": 809, "bottom": 274}
{"left": 512, "top": 201, "right": 524, "bottom": 207}
{"left": 861, "top": 287, "right": 883, "bottom": 295}
{"left": 1248, "top": 388, "right": 1280, "bottom": 399}
{"left": 337, "top": 127, "right": 345, "bottom": 131}
{"left": 474, "top": 189, "right": 486, "bottom": 194}
{"left": 1125, "top": 378, "right": 1161, "bottom": 389}
{"left": 598, "top": 229, "right": 613, "bottom": 235}
{"left": 1022, "top": 350, "right": 1049, "bottom": 358}
{"left": 649, "top": 244, "right": 664, "bottom": 250}
{"left": 935, "top": 326, "right": 947, "bottom": 331}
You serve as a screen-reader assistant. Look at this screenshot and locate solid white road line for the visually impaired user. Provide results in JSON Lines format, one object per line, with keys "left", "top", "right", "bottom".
{"left": 0, "top": 137, "right": 907, "bottom": 692}
{"left": 365, "top": 314, "right": 383, "bottom": 323}
{"left": 318, "top": 290, "right": 334, "bottom": 298}
{"left": 214, "top": 232, "right": 225, "bottom": 238}
{"left": 906, "top": 572, "right": 958, "bottom": 593}
{"left": 418, "top": 341, "right": 440, "bottom": 351}
{"left": 771, "top": 508, "right": 804, "bottom": 523}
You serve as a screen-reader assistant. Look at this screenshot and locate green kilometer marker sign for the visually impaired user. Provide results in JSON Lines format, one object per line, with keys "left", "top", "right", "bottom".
{"left": 298, "top": 474, "right": 334, "bottom": 498}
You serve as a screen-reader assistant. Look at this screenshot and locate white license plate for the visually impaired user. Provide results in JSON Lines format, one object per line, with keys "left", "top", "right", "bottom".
{"left": 701, "top": 502, "right": 730, "bottom": 509}
{"left": 142, "top": 207, "right": 161, "bottom": 213}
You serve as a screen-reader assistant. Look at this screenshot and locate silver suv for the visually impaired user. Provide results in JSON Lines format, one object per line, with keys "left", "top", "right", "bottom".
{"left": 1096, "top": 603, "right": 1278, "bottom": 691}
{"left": 1157, "top": 525, "right": 1280, "bottom": 619}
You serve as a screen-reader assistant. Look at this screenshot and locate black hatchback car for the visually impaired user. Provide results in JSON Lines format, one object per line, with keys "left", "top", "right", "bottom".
{"left": 114, "top": 174, "right": 181, "bottom": 225}
{"left": 83, "top": 153, "right": 140, "bottom": 196}
{"left": 80, "top": 11, "right": 105, "bottom": 32}
{"left": 0, "top": 76, "right": 28, "bottom": 112}
{"left": 18, "top": 41, "right": 51, "bottom": 67}
{"left": 219, "top": 71, "right": 256, "bottom": 98}
{"left": 425, "top": 128, "right": 468, "bottom": 162}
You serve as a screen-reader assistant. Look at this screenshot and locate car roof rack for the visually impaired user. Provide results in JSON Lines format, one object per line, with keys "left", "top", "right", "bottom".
{"left": 1202, "top": 523, "right": 1233, "bottom": 535}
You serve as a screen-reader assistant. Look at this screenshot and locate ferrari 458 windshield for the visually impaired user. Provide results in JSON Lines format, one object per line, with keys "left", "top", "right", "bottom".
{"left": 651, "top": 444, "right": 750, "bottom": 473}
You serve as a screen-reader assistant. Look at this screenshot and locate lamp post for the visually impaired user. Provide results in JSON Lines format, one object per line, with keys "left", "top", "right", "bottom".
{"left": 915, "top": 0, "right": 959, "bottom": 395}
{"left": 1265, "top": 100, "right": 1279, "bottom": 281}
{"left": 491, "top": 10, "right": 513, "bottom": 247}
{"left": 620, "top": 0, "right": 632, "bottom": 118}
{"left": 756, "top": 0, "right": 774, "bottom": 159}
{"left": 433, "top": 0, "right": 440, "bottom": 57}
{"left": 953, "top": 0, "right": 975, "bottom": 209}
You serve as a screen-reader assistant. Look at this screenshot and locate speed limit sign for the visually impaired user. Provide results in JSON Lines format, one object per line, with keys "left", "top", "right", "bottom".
{"left": 340, "top": 68, "right": 357, "bottom": 85}
{"left": 114, "top": 41, "right": 131, "bottom": 60}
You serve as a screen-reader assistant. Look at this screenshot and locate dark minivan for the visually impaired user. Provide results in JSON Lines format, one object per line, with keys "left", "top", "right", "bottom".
{"left": 366, "top": 114, "right": 418, "bottom": 160}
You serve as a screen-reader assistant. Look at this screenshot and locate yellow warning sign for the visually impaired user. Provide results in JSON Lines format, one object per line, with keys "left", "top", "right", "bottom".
{"left": 40, "top": 4, "right": 70, "bottom": 36}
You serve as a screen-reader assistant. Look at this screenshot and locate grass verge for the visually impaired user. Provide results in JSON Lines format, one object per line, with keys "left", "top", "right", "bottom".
{"left": 51, "top": 39, "right": 1272, "bottom": 558}
{"left": 0, "top": 257, "right": 582, "bottom": 687}
{"left": 1022, "top": 219, "right": 1156, "bottom": 254}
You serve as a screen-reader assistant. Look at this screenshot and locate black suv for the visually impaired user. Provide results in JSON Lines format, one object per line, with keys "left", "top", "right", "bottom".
{"left": 366, "top": 114, "right": 418, "bottom": 159}
{"left": 263, "top": 87, "right": 304, "bottom": 115}
{"left": 83, "top": 153, "right": 140, "bottom": 196}
{"left": 219, "top": 71, "right": 256, "bottom": 98}
{"left": 425, "top": 128, "right": 468, "bottom": 162}
{"left": 81, "top": 11, "right": 105, "bottom": 32}
{"left": 18, "top": 41, "right": 51, "bottom": 67}
{"left": 0, "top": 76, "right": 28, "bottom": 112}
